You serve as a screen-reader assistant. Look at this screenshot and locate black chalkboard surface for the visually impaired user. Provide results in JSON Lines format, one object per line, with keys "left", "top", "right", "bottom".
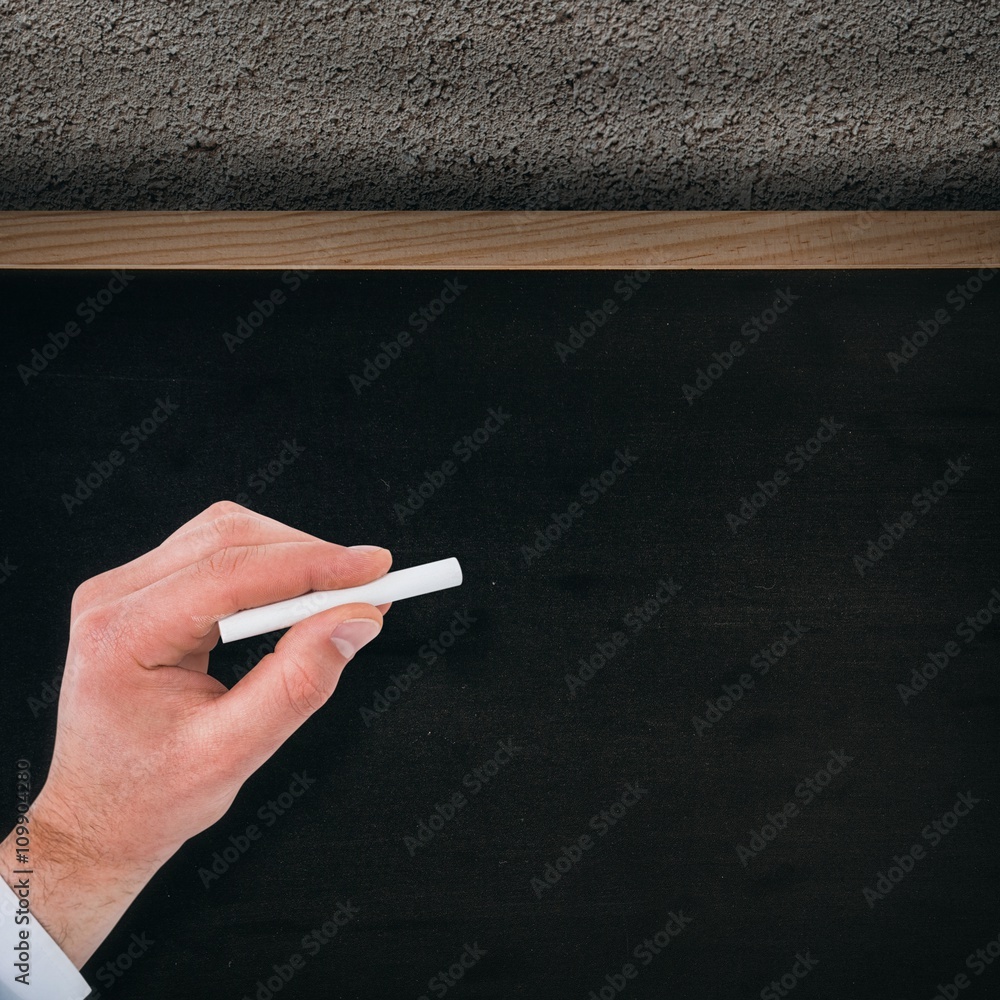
{"left": 1, "top": 269, "right": 998, "bottom": 1000}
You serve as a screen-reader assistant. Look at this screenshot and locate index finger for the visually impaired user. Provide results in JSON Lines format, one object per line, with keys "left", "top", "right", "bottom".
{"left": 161, "top": 501, "right": 323, "bottom": 546}
{"left": 103, "top": 541, "right": 393, "bottom": 667}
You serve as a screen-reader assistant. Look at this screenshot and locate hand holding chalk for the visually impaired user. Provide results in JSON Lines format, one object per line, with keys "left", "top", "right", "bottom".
{"left": 5, "top": 501, "right": 431, "bottom": 972}
{"left": 218, "top": 557, "right": 463, "bottom": 643}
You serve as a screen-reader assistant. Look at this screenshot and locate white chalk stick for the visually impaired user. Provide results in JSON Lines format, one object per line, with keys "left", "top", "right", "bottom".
{"left": 218, "top": 557, "right": 463, "bottom": 644}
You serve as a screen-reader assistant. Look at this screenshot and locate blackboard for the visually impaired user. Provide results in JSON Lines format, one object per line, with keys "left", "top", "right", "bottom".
{"left": 2, "top": 267, "right": 998, "bottom": 1000}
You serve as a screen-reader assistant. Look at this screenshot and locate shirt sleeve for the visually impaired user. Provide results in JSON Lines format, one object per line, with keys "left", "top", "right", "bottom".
{"left": 0, "top": 876, "right": 92, "bottom": 1000}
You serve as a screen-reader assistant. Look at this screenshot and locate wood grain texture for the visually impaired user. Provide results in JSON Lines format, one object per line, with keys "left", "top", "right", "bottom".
{"left": 0, "top": 211, "right": 998, "bottom": 269}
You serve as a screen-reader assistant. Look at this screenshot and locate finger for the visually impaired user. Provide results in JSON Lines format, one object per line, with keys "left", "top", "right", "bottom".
{"left": 72, "top": 503, "right": 329, "bottom": 620}
{"left": 73, "top": 502, "right": 389, "bottom": 622}
{"left": 206, "top": 603, "right": 383, "bottom": 775}
{"left": 162, "top": 501, "right": 323, "bottom": 546}
{"left": 181, "top": 605, "right": 391, "bottom": 676}
{"left": 176, "top": 626, "right": 222, "bottom": 674}
{"left": 116, "top": 541, "right": 393, "bottom": 666}
{"left": 162, "top": 500, "right": 247, "bottom": 541}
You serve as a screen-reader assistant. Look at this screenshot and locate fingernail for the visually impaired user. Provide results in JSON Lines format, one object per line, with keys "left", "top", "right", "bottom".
{"left": 331, "top": 619, "right": 381, "bottom": 659}
{"left": 349, "top": 545, "right": 386, "bottom": 553}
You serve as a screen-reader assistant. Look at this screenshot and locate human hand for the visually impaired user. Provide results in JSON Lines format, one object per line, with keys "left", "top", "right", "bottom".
{"left": 0, "top": 501, "right": 391, "bottom": 967}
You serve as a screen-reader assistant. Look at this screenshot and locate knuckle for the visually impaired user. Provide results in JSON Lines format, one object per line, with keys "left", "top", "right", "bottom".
{"left": 200, "top": 544, "right": 258, "bottom": 582}
{"left": 70, "top": 577, "right": 101, "bottom": 617}
{"left": 205, "top": 500, "right": 247, "bottom": 520}
{"left": 208, "top": 512, "right": 260, "bottom": 547}
{"left": 280, "top": 656, "right": 333, "bottom": 720}
{"left": 72, "top": 603, "right": 124, "bottom": 656}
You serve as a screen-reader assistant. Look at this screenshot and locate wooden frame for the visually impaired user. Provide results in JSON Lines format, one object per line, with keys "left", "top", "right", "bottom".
{"left": 0, "top": 211, "right": 997, "bottom": 269}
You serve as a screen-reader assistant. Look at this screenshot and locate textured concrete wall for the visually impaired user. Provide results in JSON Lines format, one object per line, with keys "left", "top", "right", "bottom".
{"left": 2, "top": 1, "right": 998, "bottom": 210}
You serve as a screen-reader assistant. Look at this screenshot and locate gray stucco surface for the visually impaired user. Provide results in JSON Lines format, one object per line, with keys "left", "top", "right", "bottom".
{"left": 2, "top": 1, "right": 998, "bottom": 209}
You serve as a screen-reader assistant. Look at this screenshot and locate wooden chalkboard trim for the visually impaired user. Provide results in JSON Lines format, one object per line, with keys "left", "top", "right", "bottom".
{"left": 0, "top": 211, "right": 997, "bottom": 269}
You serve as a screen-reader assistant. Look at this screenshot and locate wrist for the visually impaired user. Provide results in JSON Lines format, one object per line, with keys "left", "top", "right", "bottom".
{"left": 0, "top": 792, "right": 168, "bottom": 968}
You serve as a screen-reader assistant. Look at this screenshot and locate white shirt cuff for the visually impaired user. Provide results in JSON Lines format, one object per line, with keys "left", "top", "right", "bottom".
{"left": 0, "top": 875, "right": 91, "bottom": 999}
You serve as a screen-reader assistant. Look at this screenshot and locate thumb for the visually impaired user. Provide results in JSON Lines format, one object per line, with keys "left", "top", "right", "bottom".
{"left": 211, "top": 602, "right": 383, "bottom": 772}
